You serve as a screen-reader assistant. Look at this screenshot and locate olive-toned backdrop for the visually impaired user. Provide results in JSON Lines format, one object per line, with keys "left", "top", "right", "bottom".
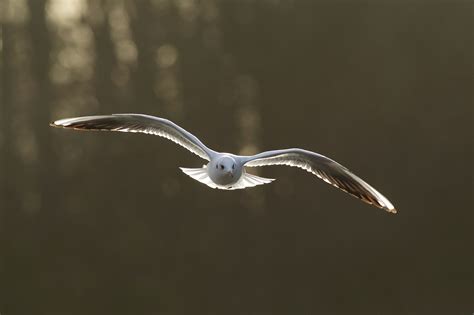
{"left": 1, "top": 0, "right": 472, "bottom": 314}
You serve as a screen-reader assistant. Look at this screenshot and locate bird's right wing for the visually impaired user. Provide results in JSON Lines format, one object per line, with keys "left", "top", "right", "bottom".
{"left": 51, "top": 114, "right": 215, "bottom": 160}
{"left": 242, "top": 148, "right": 396, "bottom": 213}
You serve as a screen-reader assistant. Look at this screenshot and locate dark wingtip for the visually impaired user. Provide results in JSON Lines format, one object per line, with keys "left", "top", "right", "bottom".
{"left": 386, "top": 207, "right": 397, "bottom": 214}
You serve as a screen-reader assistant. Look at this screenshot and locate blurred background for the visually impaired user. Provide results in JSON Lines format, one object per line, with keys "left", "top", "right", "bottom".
{"left": 0, "top": 0, "right": 472, "bottom": 314}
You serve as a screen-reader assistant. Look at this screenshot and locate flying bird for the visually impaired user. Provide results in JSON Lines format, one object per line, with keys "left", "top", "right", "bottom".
{"left": 50, "top": 114, "right": 396, "bottom": 213}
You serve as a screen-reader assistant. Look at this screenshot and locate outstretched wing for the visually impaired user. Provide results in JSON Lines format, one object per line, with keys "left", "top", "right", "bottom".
{"left": 50, "top": 114, "right": 215, "bottom": 160}
{"left": 242, "top": 149, "right": 396, "bottom": 213}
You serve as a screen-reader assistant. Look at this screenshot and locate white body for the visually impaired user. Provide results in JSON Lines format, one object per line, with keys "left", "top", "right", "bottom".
{"left": 181, "top": 154, "right": 274, "bottom": 190}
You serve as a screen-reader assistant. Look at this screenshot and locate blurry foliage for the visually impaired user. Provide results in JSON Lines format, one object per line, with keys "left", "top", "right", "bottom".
{"left": 0, "top": 0, "right": 473, "bottom": 314}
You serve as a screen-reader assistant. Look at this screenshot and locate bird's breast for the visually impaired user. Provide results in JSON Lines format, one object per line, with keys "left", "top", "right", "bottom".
{"left": 208, "top": 168, "right": 240, "bottom": 186}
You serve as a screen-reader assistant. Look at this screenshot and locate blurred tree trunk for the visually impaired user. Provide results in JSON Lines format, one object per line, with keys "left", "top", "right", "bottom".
{"left": 1, "top": 21, "right": 14, "bottom": 217}
{"left": 0, "top": 18, "right": 15, "bottom": 311}
{"left": 128, "top": 0, "right": 157, "bottom": 109}
{"left": 0, "top": 23, "right": 7, "bottom": 211}
{"left": 91, "top": 1, "right": 118, "bottom": 110}
{"left": 28, "top": 0, "right": 54, "bottom": 212}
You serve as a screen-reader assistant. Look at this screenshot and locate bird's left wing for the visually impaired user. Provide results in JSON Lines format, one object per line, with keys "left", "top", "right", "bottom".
{"left": 51, "top": 114, "right": 214, "bottom": 160}
{"left": 242, "top": 148, "right": 396, "bottom": 213}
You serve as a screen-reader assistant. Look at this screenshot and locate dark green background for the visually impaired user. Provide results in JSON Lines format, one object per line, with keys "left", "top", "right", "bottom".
{"left": 1, "top": 0, "right": 472, "bottom": 314}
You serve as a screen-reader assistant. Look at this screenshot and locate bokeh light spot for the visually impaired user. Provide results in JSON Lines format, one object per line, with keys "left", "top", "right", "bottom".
{"left": 156, "top": 44, "right": 178, "bottom": 68}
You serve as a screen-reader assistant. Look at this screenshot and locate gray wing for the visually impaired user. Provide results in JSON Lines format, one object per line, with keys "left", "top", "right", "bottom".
{"left": 242, "top": 148, "right": 396, "bottom": 213}
{"left": 50, "top": 114, "right": 215, "bottom": 160}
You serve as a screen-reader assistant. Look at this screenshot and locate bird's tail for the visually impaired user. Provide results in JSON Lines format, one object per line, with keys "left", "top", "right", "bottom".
{"left": 180, "top": 166, "right": 218, "bottom": 189}
{"left": 180, "top": 166, "right": 275, "bottom": 190}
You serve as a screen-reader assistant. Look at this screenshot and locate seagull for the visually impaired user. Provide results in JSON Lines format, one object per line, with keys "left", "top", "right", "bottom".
{"left": 50, "top": 114, "right": 396, "bottom": 213}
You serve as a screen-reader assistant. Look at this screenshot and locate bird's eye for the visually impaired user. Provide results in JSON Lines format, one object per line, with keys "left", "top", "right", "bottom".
{"left": 232, "top": 164, "right": 235, "bottom": 169}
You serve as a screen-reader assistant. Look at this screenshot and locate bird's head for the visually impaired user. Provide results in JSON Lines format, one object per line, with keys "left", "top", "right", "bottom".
{"left": 211, "top": 155, "right": 241, "bottom": 185}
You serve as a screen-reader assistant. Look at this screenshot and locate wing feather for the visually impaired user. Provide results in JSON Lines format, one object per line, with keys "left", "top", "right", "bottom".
{"left": 51, "top": 114, "right": 214, "bottom": 160}
{"left": 243, "top": 149, "right": 396, "bottom": 213}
